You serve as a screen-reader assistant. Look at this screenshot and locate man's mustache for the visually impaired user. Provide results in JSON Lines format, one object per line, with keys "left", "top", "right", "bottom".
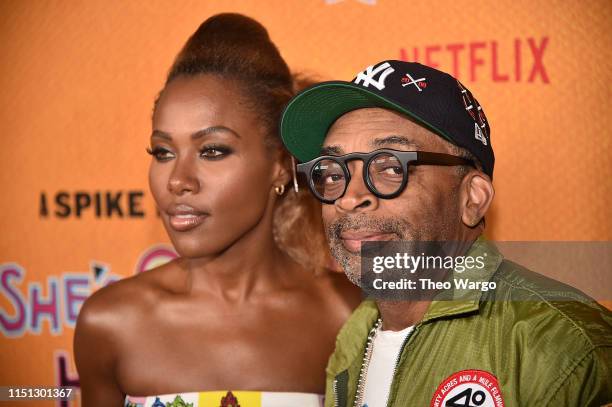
{"left": 327, "top": 214, "right": 409, "bottom": 241}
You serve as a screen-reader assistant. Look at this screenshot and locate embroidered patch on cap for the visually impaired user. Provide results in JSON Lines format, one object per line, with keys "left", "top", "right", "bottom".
{"left": 401, "top": 72, "right": 427, "bottom": 91}
{"left": 430, "top": 369, "right": 505, "bottom": 407}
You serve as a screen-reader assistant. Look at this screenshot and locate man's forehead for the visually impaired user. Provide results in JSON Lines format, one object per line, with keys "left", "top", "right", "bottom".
{"left": 321, "top": 107, "right": 440, "bottom": 154}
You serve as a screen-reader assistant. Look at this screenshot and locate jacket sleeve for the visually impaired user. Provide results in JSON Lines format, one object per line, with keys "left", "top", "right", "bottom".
{"left": 542, "top": 346, "right": 611, "bottom": 407}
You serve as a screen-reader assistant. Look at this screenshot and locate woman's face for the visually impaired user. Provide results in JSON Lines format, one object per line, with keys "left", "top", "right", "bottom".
{"left": 149, "top": 74, "right": 284, "bottom": 258}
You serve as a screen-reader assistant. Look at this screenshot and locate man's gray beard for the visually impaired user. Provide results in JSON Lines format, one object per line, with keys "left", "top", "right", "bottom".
{"left": 325, "top": 213, "right": 421, "bottom": 287}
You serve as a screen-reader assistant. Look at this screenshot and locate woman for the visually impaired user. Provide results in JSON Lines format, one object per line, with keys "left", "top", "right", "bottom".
{"left": 74, "top": 13, "right": 360, "bottom": 407}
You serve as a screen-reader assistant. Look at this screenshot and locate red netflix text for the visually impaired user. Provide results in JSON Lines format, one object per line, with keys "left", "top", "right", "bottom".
{"left": 400, "top": 37, "right": 549, "bottom": 83}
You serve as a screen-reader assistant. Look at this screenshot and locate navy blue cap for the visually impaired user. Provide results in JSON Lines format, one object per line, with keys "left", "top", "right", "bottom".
{"left": 281, "top": 60, "right": 494, "bottom": 178}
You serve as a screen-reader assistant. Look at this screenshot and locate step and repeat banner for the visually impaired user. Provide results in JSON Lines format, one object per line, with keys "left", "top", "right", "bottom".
{"left": 1, "top": 1, "right": 610, "bottom": 406}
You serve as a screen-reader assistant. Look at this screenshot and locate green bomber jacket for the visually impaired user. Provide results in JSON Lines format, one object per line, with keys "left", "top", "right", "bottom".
{"left": 325, "top": 239, "right": 612, "bottom": 407}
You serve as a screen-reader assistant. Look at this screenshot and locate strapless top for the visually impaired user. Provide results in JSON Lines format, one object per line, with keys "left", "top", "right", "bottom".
{"left": 124, "top": 390, "right": 324, "bottom": 407}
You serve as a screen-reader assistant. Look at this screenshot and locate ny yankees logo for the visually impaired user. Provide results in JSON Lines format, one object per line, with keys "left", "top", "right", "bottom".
{"left": 401, "top": 72, "right": 427, "bottom": 91}
{"left": 458, "top": 81, "right": 489, "bottom": 146}
{"left": 354, "top": 62, "right": 395, "bottom": 90}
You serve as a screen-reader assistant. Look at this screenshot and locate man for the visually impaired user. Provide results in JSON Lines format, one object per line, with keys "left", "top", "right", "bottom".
{"left": 280, "top": 61, "right": 611, "bottom": 406}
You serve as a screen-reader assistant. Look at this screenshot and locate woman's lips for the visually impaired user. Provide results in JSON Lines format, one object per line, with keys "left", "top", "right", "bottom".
{"left": 340, "top": 231, "right": 396, "bottom": 253}
{"left": 168, "top": 213, "right": 207, "bottom": 232}
{"left": 167, "top": 204, "right": 208, "bottom": 232}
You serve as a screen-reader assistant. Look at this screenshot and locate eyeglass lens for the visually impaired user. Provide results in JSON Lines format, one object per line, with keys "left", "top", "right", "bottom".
{"left": 311, "top": 152, "right": 405, "bottom": 201}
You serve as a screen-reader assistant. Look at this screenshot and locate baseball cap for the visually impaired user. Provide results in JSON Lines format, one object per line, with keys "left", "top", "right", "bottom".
{"left": 280, "top": 60, "right": 494, "bottom": 178}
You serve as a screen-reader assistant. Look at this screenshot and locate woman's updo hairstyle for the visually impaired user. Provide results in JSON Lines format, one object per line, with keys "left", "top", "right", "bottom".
{"left": 165, "top": 13, "right": 293, "bottom": 149}
{"left": 160, "top": 13, "right": 332, "bottom": 271}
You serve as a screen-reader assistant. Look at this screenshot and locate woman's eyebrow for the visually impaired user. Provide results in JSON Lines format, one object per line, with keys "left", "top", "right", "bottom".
{"left": 151, "top": 130, "right": 171, "bottom": 140}
{"left": 191, "top": 126, "right": 241, "bottom": 140}
{"left": 150, "top": 126, "right": 241, "bottom": 141}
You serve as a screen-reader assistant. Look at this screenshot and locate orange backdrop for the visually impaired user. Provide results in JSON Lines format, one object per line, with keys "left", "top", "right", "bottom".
{"left": 0, "top": 1, "right": 610, "bottom": 406}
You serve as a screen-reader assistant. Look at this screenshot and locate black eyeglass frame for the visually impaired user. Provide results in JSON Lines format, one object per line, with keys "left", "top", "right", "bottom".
{"left": 296, "top": 149, "right": 474, "bottom": 204}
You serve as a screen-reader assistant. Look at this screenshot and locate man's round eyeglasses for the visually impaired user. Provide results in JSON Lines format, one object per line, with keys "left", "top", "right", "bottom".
{"left": 296, "top": 148, "right": 474, "bottom": 204}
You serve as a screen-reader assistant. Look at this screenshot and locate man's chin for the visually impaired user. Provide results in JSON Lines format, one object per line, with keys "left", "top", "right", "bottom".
{"left": 331, "top": 247, "right": 364, "bottom": 288}
{"left": 337, "top": 261, "right": 362, "bottom": 288}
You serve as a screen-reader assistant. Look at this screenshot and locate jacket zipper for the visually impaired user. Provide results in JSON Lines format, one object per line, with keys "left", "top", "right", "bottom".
{"left": 384, "top": 324, "right": 421, "bottom": 407}
{"left": 333, "top": 378, "right": 339, "bottom": 407}
{"left": 333, "top": 369, "right": 349, "bottom": 407}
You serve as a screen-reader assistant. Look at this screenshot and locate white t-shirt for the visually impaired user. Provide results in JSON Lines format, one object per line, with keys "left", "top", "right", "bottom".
{"left": 361, "top": 324, "right": 415, "bottom": 407}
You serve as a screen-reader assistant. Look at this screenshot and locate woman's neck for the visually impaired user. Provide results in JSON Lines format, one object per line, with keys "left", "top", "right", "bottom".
{"left": 178, "top": 202, "right": 299, "bottom": 303}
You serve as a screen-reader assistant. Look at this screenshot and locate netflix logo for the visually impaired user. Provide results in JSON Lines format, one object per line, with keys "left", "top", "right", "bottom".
{"left": 400, "top": 36, "right": 549, "bottom": 83}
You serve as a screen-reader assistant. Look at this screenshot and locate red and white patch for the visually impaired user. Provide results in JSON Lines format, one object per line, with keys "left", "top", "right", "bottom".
{"left": 430, "top": 370, "right": 505, "bottom": 407}
{"left": 401, "top": 72, "right": 427, "bottom": 91}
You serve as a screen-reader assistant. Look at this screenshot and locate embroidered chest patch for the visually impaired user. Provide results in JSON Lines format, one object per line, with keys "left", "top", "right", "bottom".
{"left": 430, "top": 369, "right": 505, "bottom": 407}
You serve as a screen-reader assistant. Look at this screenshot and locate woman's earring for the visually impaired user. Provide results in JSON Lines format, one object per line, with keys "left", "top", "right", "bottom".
{"left": 274, "top": 184, "right": 285, "bottom": 196}
{"left": 291, "top": 156, "right": 299, "bottom": 194}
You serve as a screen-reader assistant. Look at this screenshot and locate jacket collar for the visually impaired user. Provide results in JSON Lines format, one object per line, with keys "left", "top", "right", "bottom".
{"left": 422, "top": 236, "right": 503, "bottom": 322}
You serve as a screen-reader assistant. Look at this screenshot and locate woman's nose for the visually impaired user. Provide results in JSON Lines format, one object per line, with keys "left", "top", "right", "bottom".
{"left": 168, "top": 157, "right": 200, "bottom": 195}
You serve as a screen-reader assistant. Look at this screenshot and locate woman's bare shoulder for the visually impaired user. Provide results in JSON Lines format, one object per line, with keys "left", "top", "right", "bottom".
{"left": 75, "top": 260, "right": 183, "bottom": 336}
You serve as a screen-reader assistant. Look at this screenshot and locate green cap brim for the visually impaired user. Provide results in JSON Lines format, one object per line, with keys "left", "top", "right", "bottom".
{"left": 280, "top": 81, "right": 451, "bottom": 162}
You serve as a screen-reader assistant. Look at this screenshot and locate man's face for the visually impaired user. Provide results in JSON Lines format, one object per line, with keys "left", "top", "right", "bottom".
{"left": 322, "top": 108, "right": 466, "bottom": 286}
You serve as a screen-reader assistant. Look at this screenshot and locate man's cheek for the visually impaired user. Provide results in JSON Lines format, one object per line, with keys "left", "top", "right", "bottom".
{"left": 321, "top": 206, "right": 336, "bottom": 228}
{"left": 394, "top": 190, "right": 429, "bottom": 218}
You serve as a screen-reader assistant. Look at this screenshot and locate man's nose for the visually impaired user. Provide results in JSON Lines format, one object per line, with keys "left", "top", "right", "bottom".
{"left": 335, "top": 161, "right": 379, "bottom": 213}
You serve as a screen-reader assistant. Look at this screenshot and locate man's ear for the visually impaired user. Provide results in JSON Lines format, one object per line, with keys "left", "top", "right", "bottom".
{"left": 460, "top": 171, "right": 494, "bottom": 228}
